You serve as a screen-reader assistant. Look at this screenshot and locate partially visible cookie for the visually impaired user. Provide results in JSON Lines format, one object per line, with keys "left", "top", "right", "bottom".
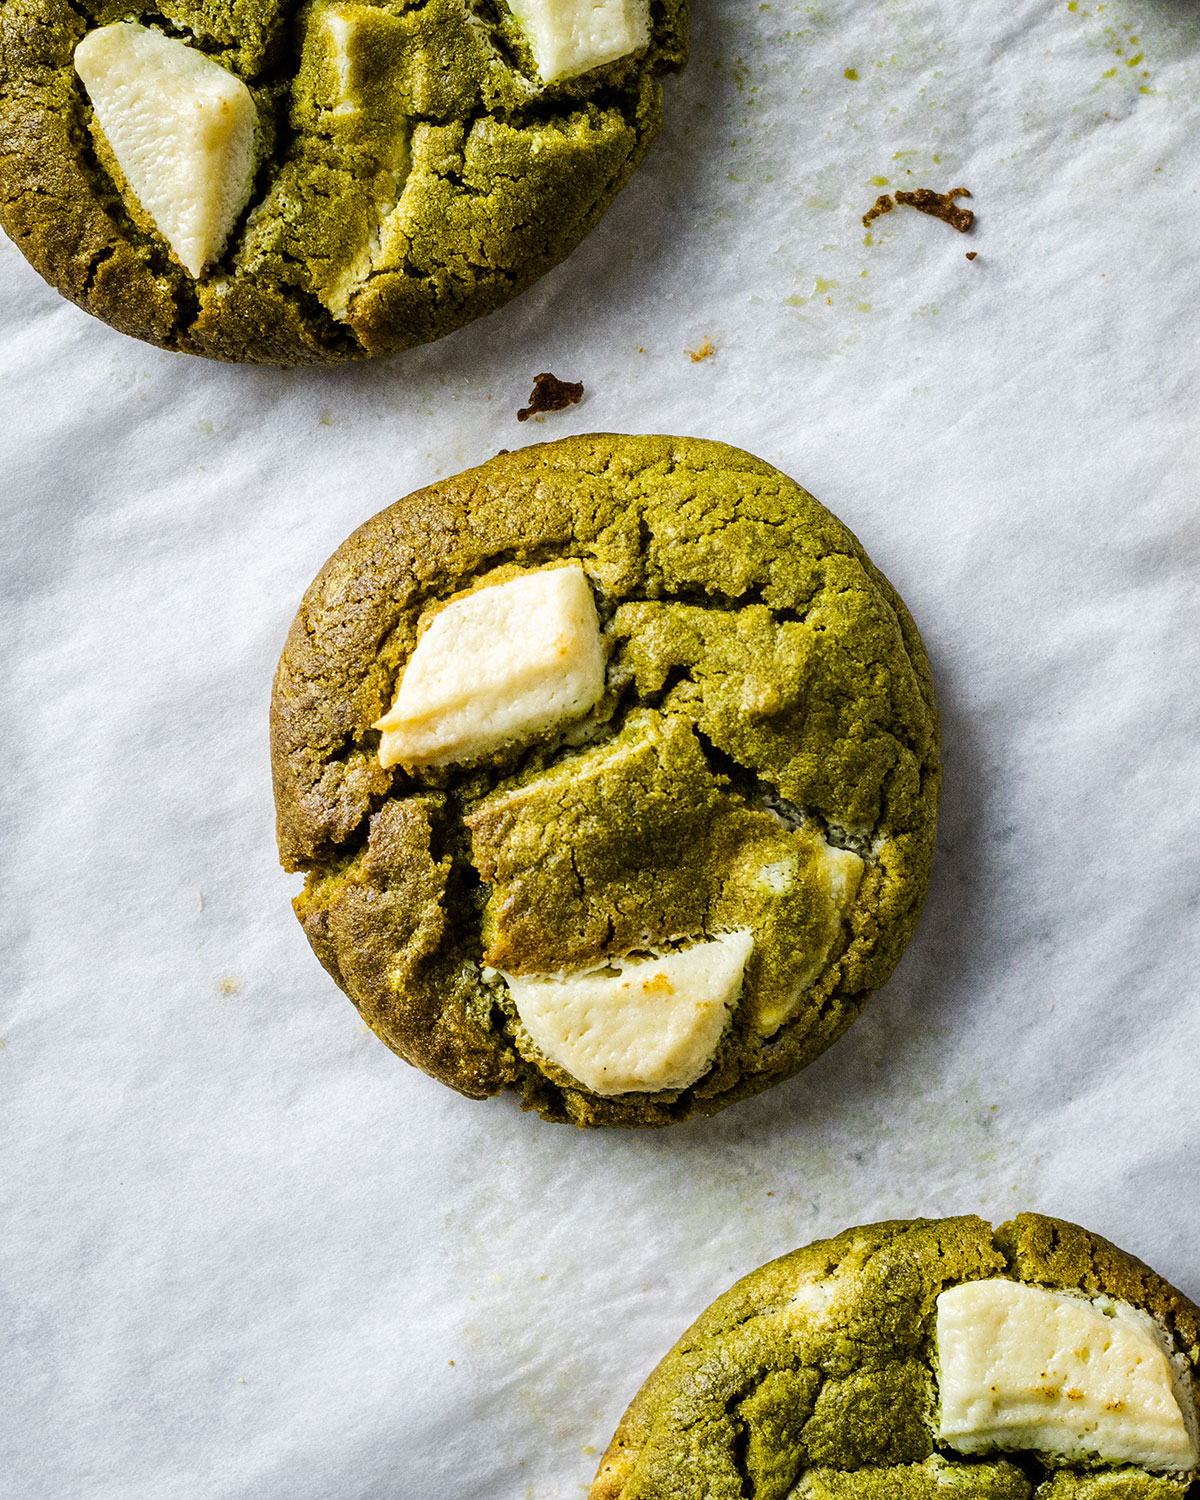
{"left": 592, "top": 1214, "right": 1200, "bottom": 1499}
{"left": 0, "top": 0, "right": 686, "bottom": 363}
{"left": 270, "top": 434, "right": 940, "bottom": 1126}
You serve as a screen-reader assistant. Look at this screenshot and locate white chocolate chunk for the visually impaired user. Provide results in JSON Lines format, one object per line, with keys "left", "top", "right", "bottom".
{"left": 318, "top": 8, "right": 358, "bottom": 115}
{"left": 505, "top": 930, "right": 753, "bottom": 1095}
{"left": 936, "top": 1279, "right": 1198, "bottom": 1471}
{"left": 376, "top": 564, "right": 605, "bottom": 769}
{"left": 822, "top": 843, "right": 864, "bottom": 908}
{"left": 506, "top": 0, "right": 650, "bottom": 84}
{"left": 75, "top": 23, "right": 257, "bottom": 278}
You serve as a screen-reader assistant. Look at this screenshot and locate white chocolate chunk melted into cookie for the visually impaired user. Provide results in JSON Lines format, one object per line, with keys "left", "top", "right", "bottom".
{"left": 503, "top": 929, "right": 753, "bottom": 1095}
{"left": 936, "top": 1279, "right": 1198, "bottom": 1471}
{"left": 750, "top": 838, "right": 863, "bottom": 1034}
{"left": 299, "top": 3, "right": 412, "bottom": 319}
{"left": 74, "top": 23, "right": 258, "bottom": 278}
{"left": 506, "top": 0, "right": 650, "bottom": 84}
{"left": 375, "top": 564, "right": 606, "bottom": 768}
{"left": 790, "top": 1279, "right": 840, "bottom": 1320}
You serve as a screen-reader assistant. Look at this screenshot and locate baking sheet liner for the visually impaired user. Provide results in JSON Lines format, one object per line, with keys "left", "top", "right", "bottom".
{"left": 3, "top": 1, "right": 1200, "bottom": 1494}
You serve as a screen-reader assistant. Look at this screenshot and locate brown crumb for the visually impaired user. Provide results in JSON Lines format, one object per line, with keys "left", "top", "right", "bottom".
{"left": 894, "top": 186, "right": 974, "bottom": 232}
{"left": 862, "top": 193, "right": 894, "bottom": 228}
{"left": 517, "top": 373, "right": 584, "bottom": 422}
{"left": 965, "top": 251, "right": 977, "bottom": 260}
{"left": 686, "top": 337, "right": 716, "bottom": 362}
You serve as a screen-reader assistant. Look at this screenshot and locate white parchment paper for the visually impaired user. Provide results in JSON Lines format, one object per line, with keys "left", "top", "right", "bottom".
{"left": 3, "top": 1, "right": 1200, "bottom": 1495}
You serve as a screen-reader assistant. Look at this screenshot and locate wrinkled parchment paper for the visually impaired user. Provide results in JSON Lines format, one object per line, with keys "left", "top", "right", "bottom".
{"left": 4, "top": 1, "right": 1200, "bottom": 1494}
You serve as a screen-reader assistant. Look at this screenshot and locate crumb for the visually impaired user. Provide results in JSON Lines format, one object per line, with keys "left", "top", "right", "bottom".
{"left": 965, "top": 251, "right": 977, "bottom": 260}
{"left": 894, "top": 186, "right": 974, "bottom": 232}
{"left": 217, "top": 976, "right": 243, "bottom": 995}
{"left": 864, "top": 186, "right": 975, "bottom": 234}
{"left": 517, "top": 373, "right": 584, "bottom": 422}
{"left": 686, "top": 337, "right": 716, "bottom": 362}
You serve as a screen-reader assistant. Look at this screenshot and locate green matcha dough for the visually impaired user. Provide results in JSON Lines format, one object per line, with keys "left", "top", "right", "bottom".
{"left": 270, "top": 434, "right": 940, "bottom": 1126}
{"left": 0, "top": 0, "right": 686, "bottom": 363}
{"left": 592, "top": 1214, "right": 1200, "bottom": 1499}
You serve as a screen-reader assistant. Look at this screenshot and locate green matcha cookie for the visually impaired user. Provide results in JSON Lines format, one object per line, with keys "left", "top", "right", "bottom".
{"left": 592, "top": 1214, "right": 1200, "bottom": 1499}
{"left": 270, "top": 434, "right": 940, "bottom": 1126}
{"left": 0, "top": 0, "right": 686, "bottom": 363}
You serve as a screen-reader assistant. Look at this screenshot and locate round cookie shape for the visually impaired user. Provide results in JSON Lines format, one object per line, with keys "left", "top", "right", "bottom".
{"left": 0, "top": 0, "right": 687, "bottom": 363}
{"left": 591, "top": 1213, "right": 1200, "bottom": 1499}
{"left": 270, "top": 434, "right": 940, "bottom": 1126}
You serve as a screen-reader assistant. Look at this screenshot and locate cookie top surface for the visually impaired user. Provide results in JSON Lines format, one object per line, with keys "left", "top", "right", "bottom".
{"left": 591, "top": 1213, "right": 1200, "bottom": 1499}
{"left": 270, "top": 434, "right": 940, "bottom": 1126}
{"left": 0, "top": 0, "right": 686, "bottom": 363}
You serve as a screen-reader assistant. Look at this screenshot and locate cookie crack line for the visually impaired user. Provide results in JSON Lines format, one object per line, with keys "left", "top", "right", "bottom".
{"left": 300, "top": 614, "right": 897, "bottom": 867}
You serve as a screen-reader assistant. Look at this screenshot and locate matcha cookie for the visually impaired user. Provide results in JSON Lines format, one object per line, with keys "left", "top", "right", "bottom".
{"left": 270, "top": 434, "right": 940, "bottom": 1126}
{"left": 592, "top": 1214, "right": 1200, "bottom": 1499}
{"left": 0, "top": 0, "right": 686, "bottom": 363}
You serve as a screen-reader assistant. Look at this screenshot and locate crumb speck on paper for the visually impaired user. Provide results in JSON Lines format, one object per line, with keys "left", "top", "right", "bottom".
{"left": 217, "top": 976, "right": 243, "bottom": 996}
{"left": 864, "top": 186, "right": 975, "bottom": 234}
{"left": 895, "top": 186, "right": 975, "bottom": 232}
{"left": 196, "top": 891, "right": 204, "bottom": 911}
{"left": 966, "top": 251, "right": 978, "bottom": 260}
{"left": 686, "top": 337, "right": 716, "bottom": 362}
{"left": 844, "top": 67, "right": 858, "bottom": 80}
{"left": 517, "top": 373, "right": 583, "bottom": 422}
{"left": 318, "top": 407, "right": 334, "bottom": 427}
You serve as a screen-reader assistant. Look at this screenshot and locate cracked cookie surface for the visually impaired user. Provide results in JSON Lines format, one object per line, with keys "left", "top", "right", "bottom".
{"left": 269, "top": 434, "right": 940, "bottom": 1126}
{"left": 0, "top": 0, "right": 686, "bottom": 363}
{"left": 591, "top": 1214, "right": 1200, "bottom": 1499}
